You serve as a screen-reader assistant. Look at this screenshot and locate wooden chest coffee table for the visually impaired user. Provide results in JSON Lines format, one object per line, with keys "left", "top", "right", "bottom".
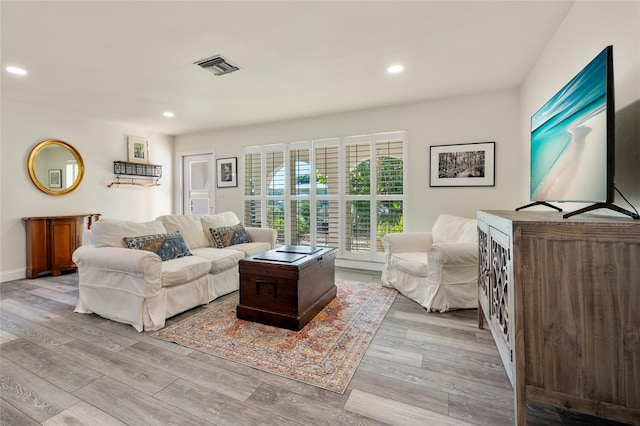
{"left": 237, "top": 245, "right": 336, "bottom": 330}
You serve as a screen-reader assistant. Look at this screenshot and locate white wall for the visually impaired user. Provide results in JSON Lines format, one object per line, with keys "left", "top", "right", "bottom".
{"left": 0, "top": 100, "right": 175, "bottom": 281}
{"left": 176, "top": 88, "right": 521, "bottom": 233}
{"left": 520, "top": 1, "right": 640, "bottom": 214}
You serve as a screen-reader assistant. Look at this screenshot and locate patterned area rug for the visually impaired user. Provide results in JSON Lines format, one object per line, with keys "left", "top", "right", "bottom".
{"left": 153, "top": 280, "right": 397, "bottom": 393}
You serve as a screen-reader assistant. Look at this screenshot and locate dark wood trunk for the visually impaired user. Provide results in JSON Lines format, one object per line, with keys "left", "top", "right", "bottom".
{"left": 237, "top": 247, "right": 336, "bottom": 330}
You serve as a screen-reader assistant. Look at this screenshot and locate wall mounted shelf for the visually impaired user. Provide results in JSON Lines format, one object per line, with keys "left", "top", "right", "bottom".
{"left": 108, "top": 161, "right": 162, "bottom": 187}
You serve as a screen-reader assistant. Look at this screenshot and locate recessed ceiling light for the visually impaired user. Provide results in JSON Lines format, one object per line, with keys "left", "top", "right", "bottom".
{"left": 6, "top": 66, "right": 27, "bottom": 75}
{"left": 163, "top": 112, "right": 175, "bottom": 118}
{"left": 387, "top": 64, "right": 404, "bottom": 74}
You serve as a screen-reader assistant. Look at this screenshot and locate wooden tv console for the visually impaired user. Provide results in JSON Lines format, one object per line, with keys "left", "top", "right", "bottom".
{"left": 477, "top": 210, "right": 639, "bottom": 425}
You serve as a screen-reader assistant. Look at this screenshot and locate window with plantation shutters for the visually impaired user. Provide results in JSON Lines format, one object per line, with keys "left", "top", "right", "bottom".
{"left": 243, "top": 131, "right": 405, "bottom": 264}
{"left": 289, "top": 145, "right": 311, "bottom": 245}
{"left": 315, "top": 143, "right": 340, "bottom": 249}
{"left": 343, "top": 133, "right": 405, "bottom": 261}
{"left": 375, "top": 138, "right": 404, "bottom": 253}
{"left": 345, "top": 141, "right": 372, "bottom": 255}
{"left": 266, "top": 149, "right": 286, "bottom": 245}
{"left": 244, "top": 151, "right": 262, "bottom": 227}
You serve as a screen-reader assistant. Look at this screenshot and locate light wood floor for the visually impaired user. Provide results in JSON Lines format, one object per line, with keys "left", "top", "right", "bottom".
{"left": 0, "top": 269, "right": 628, "bottom": 425}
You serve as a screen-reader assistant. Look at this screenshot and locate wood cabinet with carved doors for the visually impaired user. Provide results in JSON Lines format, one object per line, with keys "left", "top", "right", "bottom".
{"left": 22, "top": 214, "right": 101, "bottom": 279}
{"left": 477, "top": 210, "right": 640, "bottom": 425}
{"left": 477, "top": 212, "right": 514, "bottom": 387}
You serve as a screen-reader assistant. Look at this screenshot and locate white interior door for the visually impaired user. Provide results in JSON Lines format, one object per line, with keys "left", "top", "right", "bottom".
{"left": 182, "top": 154, "right": 215, "bottom": 215}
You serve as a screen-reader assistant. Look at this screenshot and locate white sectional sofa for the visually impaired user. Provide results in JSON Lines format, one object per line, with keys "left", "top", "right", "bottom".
{"left": 72, "top": 212, "right": 276, "bottom": 331}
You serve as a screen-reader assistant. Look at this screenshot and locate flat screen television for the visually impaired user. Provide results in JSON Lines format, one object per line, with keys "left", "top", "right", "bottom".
{"left": 519, "top": 45, "right": 638, "bottom": 219}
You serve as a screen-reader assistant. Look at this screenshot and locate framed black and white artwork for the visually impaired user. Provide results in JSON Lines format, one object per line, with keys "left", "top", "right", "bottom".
{"left": 216, "top": 157, "right": 237, "bottom": 188}
{"left": 430, "top": 142, "right": 495, "bottom": 187}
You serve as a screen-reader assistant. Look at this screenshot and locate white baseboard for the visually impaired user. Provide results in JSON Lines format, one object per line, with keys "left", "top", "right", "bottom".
{"left": 1, "top": 268, "right": 26, "bottom": 283}
{"left": 335, "top": 259, "right": 384, "bottom": 272}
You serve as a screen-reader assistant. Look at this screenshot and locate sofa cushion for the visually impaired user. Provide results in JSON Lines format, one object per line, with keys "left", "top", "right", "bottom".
{"left": 390, "top": 252, "right": 429, "bottom": 277}
{"left": 123, "top": 231, "right": 192, "bottom": 261}
{"left": 432, "top": 214, "right": 478, "bottom": 245}
{"left": 91, "top": 219, "right": 167, "bottom": 248}
{"left": 201, "top": 212, "right": 241, "bottom": 246}
{"left": 161, "top": 256, "right": 211, "bottom": 287}
{"left": 209, "top": 224, "right": 251, "bottom": 248}
{"left": 190, "top": 247, "right": 245, "bottom": 274}
{"left": 156, "top": 215, "right": 210, "bottom": 249}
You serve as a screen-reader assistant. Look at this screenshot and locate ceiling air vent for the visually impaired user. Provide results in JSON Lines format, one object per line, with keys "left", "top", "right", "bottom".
{"left": 194, "top": 55, "right": 241, "bottom": 76}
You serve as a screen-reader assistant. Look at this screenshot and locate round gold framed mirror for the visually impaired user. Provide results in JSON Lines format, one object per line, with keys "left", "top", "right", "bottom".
{"left": 27, "top": 139, "right": 85, "bottom": 196}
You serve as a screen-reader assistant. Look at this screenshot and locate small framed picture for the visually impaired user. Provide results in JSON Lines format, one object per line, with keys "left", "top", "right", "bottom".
{"left": 127, "top": 136, "right": 149, "bottom": 164}
{"left": 216, "top": 157, "right": 237, "bottom": 188}
{"left": 430, "top": 141, "right": 495, "bottom": 187}
{"left": 48, "top": 169, "right": 62, "bottom": 188}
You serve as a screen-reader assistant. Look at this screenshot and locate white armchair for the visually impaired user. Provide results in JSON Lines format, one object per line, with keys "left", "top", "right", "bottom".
{"left": 382, "top": 214, "right": 478, "bottom": 312}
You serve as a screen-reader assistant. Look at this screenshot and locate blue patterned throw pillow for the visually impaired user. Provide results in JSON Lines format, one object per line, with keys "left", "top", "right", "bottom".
{"left": 209, "top": 224, "right": 251, "bottom": 248}
{"left": 123, "top": 231, "right": 192, "bottom": 261}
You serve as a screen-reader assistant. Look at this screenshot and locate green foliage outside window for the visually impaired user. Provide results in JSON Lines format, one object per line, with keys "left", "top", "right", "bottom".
{"left": 377, "top": 207, "right": 403, "bottom": 235}
{"left": 296, "top": 172, "right": 326, "bottom": 186}
{"left": 349, "top": 161, "right": 371, "bottom": 195}
{"left": 349, "top": 157, "right": 403, "bottom": 195}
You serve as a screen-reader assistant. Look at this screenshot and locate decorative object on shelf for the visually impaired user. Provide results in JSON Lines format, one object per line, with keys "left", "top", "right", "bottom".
{"left": 216, "top": 157, "right": 237, "bottom": 188}
{"left": 127, "top": 136, "right": 149, "bottom": 164}
{"left": 108, "top": 161, "right": 162, "bottom": 187}
{"left": 430, "top": 141, "right": 495, "bottom": 187}
{"left": 27, "top": 139, "right": 85, "bottom": 196}
{"left": 113, "top": 161, "right": 162, "bottom": 177}
{"left": 48, "top": 169, "right": 62, "bottom": 188}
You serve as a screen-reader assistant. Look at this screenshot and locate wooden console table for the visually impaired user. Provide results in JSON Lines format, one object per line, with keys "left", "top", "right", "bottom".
{"left": 477, "top": 210, "right": 639, "bottom": 425}
{"left": 22, "top": 214, "right": 101, "bottom": 279}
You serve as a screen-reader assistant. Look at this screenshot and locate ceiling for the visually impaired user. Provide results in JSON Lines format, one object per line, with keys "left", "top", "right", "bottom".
{"left": 1, "top": 1, "right": 574, "bottom": 136}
